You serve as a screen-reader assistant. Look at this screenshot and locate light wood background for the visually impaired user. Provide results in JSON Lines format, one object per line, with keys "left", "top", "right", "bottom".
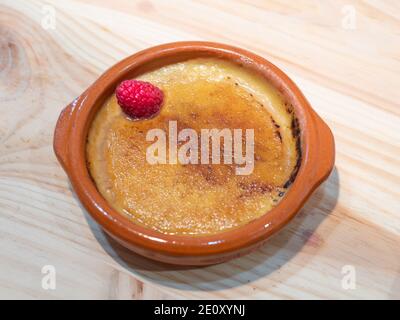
{"left": 0, "top": 0, "right": 399, "bottom": 299}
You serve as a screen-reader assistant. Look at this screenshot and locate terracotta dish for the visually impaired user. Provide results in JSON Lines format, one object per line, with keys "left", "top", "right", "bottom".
{"left": 53, "top": 42, "right": 335, "bottom": 265}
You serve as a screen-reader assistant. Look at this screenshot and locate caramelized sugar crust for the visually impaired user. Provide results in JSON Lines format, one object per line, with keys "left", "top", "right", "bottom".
{"left": 86, "top": 59, "right": 300, "bottom": 235}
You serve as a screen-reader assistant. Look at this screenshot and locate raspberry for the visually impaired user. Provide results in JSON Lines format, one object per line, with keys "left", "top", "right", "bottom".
{"left": 115, "top": 80, "right": 164, "bottom": 119}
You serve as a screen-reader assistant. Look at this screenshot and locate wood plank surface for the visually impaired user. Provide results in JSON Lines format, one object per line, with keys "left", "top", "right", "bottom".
{"left": 0, "top": 0, "right": 399, "bottom": 299}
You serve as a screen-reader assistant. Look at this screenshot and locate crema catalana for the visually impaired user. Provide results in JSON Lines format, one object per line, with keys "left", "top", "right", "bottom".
{"left": 86, "top": 58, "right": 301, "bottom": 235}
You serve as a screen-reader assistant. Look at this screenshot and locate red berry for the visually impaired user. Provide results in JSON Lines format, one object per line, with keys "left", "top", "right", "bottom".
{"left": 115, "top": 80, "right": 164, "bottom": 119}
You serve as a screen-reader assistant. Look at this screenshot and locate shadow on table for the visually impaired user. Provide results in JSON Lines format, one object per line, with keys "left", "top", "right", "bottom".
{"left": 80, "top": 167, "right": 340, "bottom": 291}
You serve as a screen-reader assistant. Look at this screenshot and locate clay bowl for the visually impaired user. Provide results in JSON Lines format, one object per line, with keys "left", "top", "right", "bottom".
{"left": 53, "top": 41, "right": 335, "bottom": 266}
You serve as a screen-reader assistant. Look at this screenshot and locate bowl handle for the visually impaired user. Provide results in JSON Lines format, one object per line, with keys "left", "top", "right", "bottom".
{"left": 53, "top": 103, "right": 73, "bottom": 171}
{"left": 313, "top": 111, "right": 335, "bottom": 183}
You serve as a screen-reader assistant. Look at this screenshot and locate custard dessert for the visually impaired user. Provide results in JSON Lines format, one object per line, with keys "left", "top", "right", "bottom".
{"left": 86, "top": 58, "right": 301, "bottom": 236}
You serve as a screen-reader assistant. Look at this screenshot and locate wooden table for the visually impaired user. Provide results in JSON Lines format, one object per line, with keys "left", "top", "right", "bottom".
{"left": 0, "top": 0, "right": 399, "bottom": 299}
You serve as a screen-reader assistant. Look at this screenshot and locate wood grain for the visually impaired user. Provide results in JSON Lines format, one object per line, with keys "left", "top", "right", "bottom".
{"left": 0, "top": 0, "right": 399, "bottom": 299}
